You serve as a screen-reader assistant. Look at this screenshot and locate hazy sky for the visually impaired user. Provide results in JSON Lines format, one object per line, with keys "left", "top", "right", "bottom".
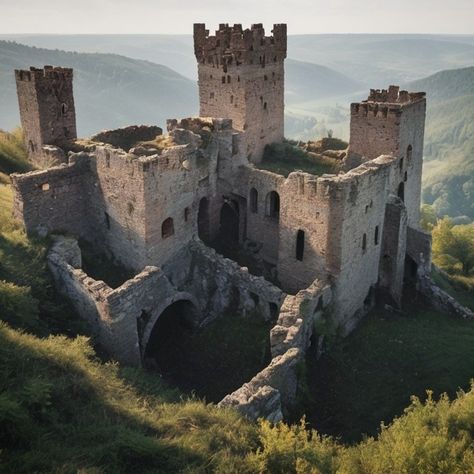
{"left": 0, "top": 0, "right": 473, "bottom": 34}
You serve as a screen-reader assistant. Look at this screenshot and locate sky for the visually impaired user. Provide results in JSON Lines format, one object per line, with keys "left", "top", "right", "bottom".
{"left": 0, "top": 0, "right": 473, "bottom": 35}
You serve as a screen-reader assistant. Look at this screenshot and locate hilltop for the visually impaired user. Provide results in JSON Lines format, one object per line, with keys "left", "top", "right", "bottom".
{"left": 407, "top": 67, "right": 474, "bottom": 221}
{"left": 0, "top": 40, "right": 198, "bottom": 135}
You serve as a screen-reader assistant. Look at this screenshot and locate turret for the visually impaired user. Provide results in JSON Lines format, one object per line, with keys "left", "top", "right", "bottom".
{"left": 15, "top": 66, "right": 77, "bottom": 167}
{"left": 194, "top": 23, "right": 287, "bottom": 163}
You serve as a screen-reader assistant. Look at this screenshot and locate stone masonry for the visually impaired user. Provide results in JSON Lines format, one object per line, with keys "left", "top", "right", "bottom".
{"left": 11, "top": 22, "right": 471, "bottom": 420}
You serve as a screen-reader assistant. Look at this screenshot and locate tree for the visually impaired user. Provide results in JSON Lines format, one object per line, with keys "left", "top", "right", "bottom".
{"left": 432, "top": 218, "right": 474, "bottom": 275}
{"left": 420, "top": 204, "right": 438, "bottom": 232}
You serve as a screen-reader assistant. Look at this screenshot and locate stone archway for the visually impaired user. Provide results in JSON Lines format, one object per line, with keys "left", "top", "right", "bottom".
{"left": 142, "top": 296, "right": 199, "bottom": 376}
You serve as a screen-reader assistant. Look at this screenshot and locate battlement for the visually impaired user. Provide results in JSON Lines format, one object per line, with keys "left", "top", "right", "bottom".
{"left": 351, "top": 86, "right": 426, "bottom": 118}
{"left": 193, "top": 23, "right": 287, "bottom": 68}
{"left": 15, "top": 65, "right": 74, "bottom": 83}
{"left": 366, "top": 85, "right": 425, "bottom": 104}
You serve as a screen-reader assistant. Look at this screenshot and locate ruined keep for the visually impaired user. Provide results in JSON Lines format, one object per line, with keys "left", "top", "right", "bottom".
{"left": 12, "top": 22, "right": 469, "bottom": 422}
{"left": 15, "top": 66, "right": 77, "bottom": 168}
{"left": 194, "top": 23, "right": 286, "bottom": 162}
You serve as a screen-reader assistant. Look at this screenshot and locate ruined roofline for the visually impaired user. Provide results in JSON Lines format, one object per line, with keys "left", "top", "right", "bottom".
{"left": 193, "top": 22, "right": 287, "bottom": 66}
{"left": 362, "top": 85, "right": 425, "bottom": 105}
{"left": 15, "top": 65, "right": 73, "bottom": 82}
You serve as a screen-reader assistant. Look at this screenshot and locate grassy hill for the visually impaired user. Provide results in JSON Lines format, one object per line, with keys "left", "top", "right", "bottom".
{"left": 1, "top": 132, "right": 474, "bottom": 472}
{"left": 407, "top": 67, "right": 474, "bottom": 221}
{"left": 0, "top": 40, "right": 198, "bottom": 136}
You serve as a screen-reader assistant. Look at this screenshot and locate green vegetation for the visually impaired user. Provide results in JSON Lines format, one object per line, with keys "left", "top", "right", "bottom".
{"left": 409, "top": 67, "right": 474, "bottom": 223}
{"left": 147, "top": 313, "right": 272, "bottom": 402}
{"left": 1, "top": 137, "right": 474, "bottom": 472}
{"left": 420, "top": 206, "right": 474, "bottom": 310}
{"left": 0, "top": 40, "right": 198, "bottom": 136}
{"left": 301, "top": 308, "right": 474, "bottom": 443}
{"left": 2, "top": 318, "right": 474, "bottom": 473}
{"left": 0, "top": 184, "right": 85, "bottom": 336}
{"left": 258, "top": 141, "right": 340, "bottom": 177}
{"left": 0, "top": 128, "right": 30, "bottom": 183}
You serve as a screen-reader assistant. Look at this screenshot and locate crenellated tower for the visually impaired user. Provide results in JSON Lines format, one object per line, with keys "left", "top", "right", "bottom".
{"left": 194, "top": 23, "right": 287, "bottom": 163}
{"left": 15, "top": 66, "right": 77, "bottom": 167}
{"left": 347, "top": 86, "right": 426, "bottom": 226}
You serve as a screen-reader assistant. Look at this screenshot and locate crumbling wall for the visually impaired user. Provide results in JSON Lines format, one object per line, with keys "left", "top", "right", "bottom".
{"left": 11, "top": 153, "right": 91, "bottom": 237}
{"left": 90, "top": 125, "right": 163, "bottom": 151}
{"left": 164, "top": 241, "right": 285, "bottom": 323}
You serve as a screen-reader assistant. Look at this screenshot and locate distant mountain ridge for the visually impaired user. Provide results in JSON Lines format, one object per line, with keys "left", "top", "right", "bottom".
{"left": 407, "top": 67, "right": 474, "bottom": 221}
{"left": 0, "top": 40, "right": 198, "bottom": 135}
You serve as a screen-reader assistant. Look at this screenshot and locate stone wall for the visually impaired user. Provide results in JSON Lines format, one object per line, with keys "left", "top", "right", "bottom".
{"left": 323, "top": 156, "right": 404, "bottom": 329}
{"left": 194, "top": 23, "right": 286, "bottom": 162}
{"left": 90, "top": 125, "right": 163, "bottom": 151}
{"left": 347, "top": 88, "right": 426, "bottom": 228}
{"left": 15, "top": 66, "right": 76, "bottom": 168}
{"left": 11, "top": 153, "right": 91, "bottom": 237}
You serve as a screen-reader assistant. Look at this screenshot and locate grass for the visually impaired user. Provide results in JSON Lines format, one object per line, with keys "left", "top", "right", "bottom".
{"left": 2, "top": 128, "right": 474, "bottom": 472}
{"left": 301, "top": 306, "right": 474, "bottom": 443}
{"left": 147, "top": 311, "right": 272, "bottom": 402}
{"left": 0, "top": 128, "right": 31, "bottom": 183}
{"left": 0, "top": 322, "right": 258, "bottom": 473}
{"left": 0, "top": 184, "right": 86, "bottom": 336}
{"left": 257, "top": 141, "right": 340, "bottom": 177}
{"left": 431, "top": 266, "right": 474, "bottom": 311}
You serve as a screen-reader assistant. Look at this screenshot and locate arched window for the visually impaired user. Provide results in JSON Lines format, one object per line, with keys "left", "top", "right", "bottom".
{"left": 250, "top": 188, "right": 258, "bottom": 213}
{"left": 61, "top": 103, "right": 68, "bottom": 115}
{"left": 296, "top": 230, "right": 305, "bottom": 261}
{"left": 161, "top": 217, "right": 174, "bottom": 239}
{"left": 362, "top": 233, "right": 367, "bottom": 253}
{"left": 184, "top": 207, "right": 190, "bottom": 222}
{"left": 265, "top": 191, "right": 280, "bottom": 221}
{"left": 374, "top": 226, "right": 379, "bottom": 245}
{"left": 398, "top": 182, "right": 405, "bottom": 202}
{"left": 407, "top": 145, "right": 412, "bottom": 162}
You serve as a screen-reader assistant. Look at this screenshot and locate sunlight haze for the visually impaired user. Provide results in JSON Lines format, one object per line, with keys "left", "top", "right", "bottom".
{"left": 0, "top": 0, "right": 473, "bottom": 34}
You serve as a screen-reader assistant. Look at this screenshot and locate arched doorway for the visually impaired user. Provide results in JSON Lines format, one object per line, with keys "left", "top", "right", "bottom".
{"left": 197, "top": 197, "right": 210, "bottom": 243}
{"left": 143, "top": 300, "right": 198, "bottom": 377}
{"left": 219, "top": 199, "right": 240, "bottom": 244}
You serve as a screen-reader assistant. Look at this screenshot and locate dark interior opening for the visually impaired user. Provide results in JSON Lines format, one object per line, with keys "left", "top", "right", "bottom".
{"left": 219, "top": 200, "right": 240, "bottom": 244}
{"left": 398, "top": 182, "right": 405, "bottom": 202}
{"left": 198, "top": 197, "right": 210, "bottom": 243}
{"left": 266, "top": 191, "right": 280, "bottom": 220}
{"left": 296, "top": 229, "right": 305, "bottom": 261}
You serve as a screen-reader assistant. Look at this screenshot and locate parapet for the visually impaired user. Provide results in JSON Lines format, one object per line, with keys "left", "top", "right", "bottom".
{"left": 366, "top": 85, "right": 425, "bottom": 104}
{"left": 351, "top": 85, "right": 426, "bottom": 118}
{"left": 193, "top": 23, "right": 287, "bottom": 68}
{"left": 15, "top": 65, "right": 73, "bottom": 83}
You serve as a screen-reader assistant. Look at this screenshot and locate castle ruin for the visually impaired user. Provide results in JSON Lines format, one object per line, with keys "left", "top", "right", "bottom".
{"left": 12, "top": 23, "right": 462, "bottom": 421}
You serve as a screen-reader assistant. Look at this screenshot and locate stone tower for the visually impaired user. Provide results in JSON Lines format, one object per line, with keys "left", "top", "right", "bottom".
{"left": 348, "top": 86, "right": 426, "bottom": 226}
{"left": 15, "top": 66, "right": 77, "bottom": 167}
{"left": 194, "top": 23, "right": 287, "bottom": 163}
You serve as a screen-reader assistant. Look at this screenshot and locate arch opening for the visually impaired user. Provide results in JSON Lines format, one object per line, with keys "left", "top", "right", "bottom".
{"left": 265, "top": 191, "right": 280, "bottom": 220}
{"left": 143, "top": 300, "right": 198, "bottom": 377}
